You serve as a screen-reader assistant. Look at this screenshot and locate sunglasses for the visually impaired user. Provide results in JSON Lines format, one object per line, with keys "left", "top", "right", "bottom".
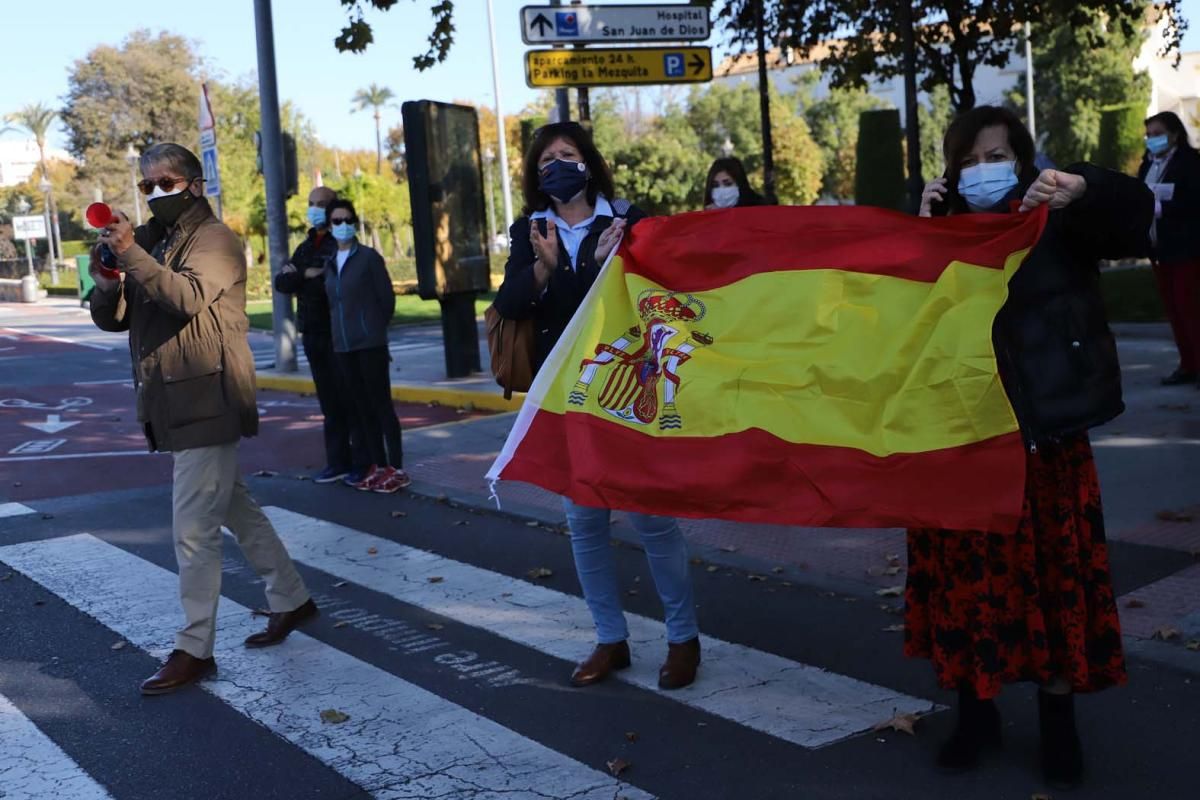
{"left": 330, "top": 217, "right": 355, "bottom": 225}
{"left": 136, "top": 176, "right": 199, "bottom": 195}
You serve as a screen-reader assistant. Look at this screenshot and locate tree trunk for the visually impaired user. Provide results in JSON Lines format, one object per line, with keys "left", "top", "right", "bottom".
{"left": 374, "top": 110, "right": 383, "bottom": 174}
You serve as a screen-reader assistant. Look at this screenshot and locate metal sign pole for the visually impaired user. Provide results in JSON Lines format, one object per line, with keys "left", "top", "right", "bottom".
{"left": 550, "top": 0, "right": 571, "bottom": 121}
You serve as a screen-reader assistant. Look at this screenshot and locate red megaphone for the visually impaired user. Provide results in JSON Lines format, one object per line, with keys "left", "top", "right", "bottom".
{"left": 86, "top": 203, "right": 121, "bottom": 278}
{"left": 86, "top": 202, "right": 114, "bottom": 229}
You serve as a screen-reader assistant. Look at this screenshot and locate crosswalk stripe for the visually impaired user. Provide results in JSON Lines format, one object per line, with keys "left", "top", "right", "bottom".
{"left": 0, "top": 502, "right": 36, "bottom": 518}
{"left": 264, "top": 507, "right": 934, "bottom": 749}
{"left": 0, "top": 691, "right": 115, "bottom": 799}
{"left": 0, "top": 534, "right": 653, "bottom": 800}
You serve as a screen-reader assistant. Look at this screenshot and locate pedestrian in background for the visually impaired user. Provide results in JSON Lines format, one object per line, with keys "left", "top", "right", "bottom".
{"left": 323, "top": 198, "right": 409, "bottom": 494}
{"left": 915, "top": 106, "right": 1153, "bottom": 789}
{"left": 1137, "top": 111, "right": 1200, "bottom": 388}
{"left": 90, "top": 143, "right": 318, "bottom": 695}
{"left": 494, "top": 122, "right": 702, "bottom": 690}
{"left": 702, "top": 156, "right": 766, "bottom": 210}
{"left": 274, "top": 186, "right": 364, "bottom": 482}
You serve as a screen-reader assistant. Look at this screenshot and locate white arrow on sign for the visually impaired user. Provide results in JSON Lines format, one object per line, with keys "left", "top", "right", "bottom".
{"left": 22, "top": 415, "right": 80, "bottom": 434}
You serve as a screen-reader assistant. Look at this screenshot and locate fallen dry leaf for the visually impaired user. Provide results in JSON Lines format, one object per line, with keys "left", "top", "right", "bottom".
{"left": 526, "top": 567, "right": 554, "bottom": 580}
{"left": 1158, "top": 403, "right": 1191, "bottom": 412}
{"left": 883, "top": 565, "right": 902, "bottom": 576}
{"left": 1031, "top": 794, "right": 1053, "bottom": 800}
{"left": 771, "top": 566, "right": 785, "bottom": 574}
{"left": 780, "top": 581, "right": 793, "bottom": 587}
{"left": 428, "top": 576, "right": 445, "bottom": 584}
{"left": 1124, "top": 598, "right": 1146, "bottom": 609}
{"left": 332, "top": 580, "right": 348, "bottom": 588}
{"left": 333, "top": 621, "right": 350, "bottom": 628}
{"left": 0, "top": 572, "right": 12, "bottom": 582}
{"left": 872, "top": 711, "right": 919, "bottom": 736}
{"left": 689, "top": 557, "right": 704, "bottom": 565}
{"left": 875, "top": 586, "right": 904, "bottom": 598}
{"left": 390, "top": 511, "right": 407, "bottom": 518}
{"left": 1152, "top": 626, "right": 1182, "bottom": 641}
{"left": 1155, "top": 509, "right": 1195, "bottom": 523}
{"left": 748, "top": 575, "right": 767, "bottom": 582}
{"left": 882, "top": 624, "right": 906, "bottom": 633}
{"left": 453, "top": 520, "right": 470, "bottom": 526}
{"left": 718, "top": 545, "right": 738, "bottom": 553}
{"left": 252, "top": 469, "right": 277, "bottom": 477}
{"left": 367, "top": 547, "right": 378, "bottom": 555}
{"left": 525, "top": 521, "right": 540, "bottom": 527}
{"left": 606, "top": 757, "right": 631, "bottom": 777}
{"left": 624, "top": 731, "right": 639, "bottom": 743}
{"left": 885, "top": 554, "right": 901, "bottom": 567}
{"left": 251, "top": 607, "right": 272, "bottom": 617}
{"left": 426, "top": 623, "right": 445, "bottom": 631}
{"left": 627, "top": 589, "right": 639, "bottom": 596}
{"left": 1186, "top": 640, "right": 1200, "bottom": 652}
{"left": 319, "top": 709, "right": 350, "bottom": 724}
{"left": 110, "top": 641, "right": 127, "bottom": 650}
{"left": 705, "top": 565, "right": 719, "bottom": 573}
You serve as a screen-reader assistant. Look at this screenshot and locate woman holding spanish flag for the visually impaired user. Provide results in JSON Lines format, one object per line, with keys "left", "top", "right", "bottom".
{"left": 910, "top": 106, "right": 1154, "bottom": 789}
{"left": 493, "top": 122, "right": 702, "bottom": 691}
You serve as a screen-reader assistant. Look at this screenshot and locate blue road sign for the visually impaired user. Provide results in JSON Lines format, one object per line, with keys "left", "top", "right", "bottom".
{"left": 555, "top": 11, "right": 578, "bottom": 36}
{"left": 201, "top": 147, "right": 221, "bottom": 197}
{"left": 663, "top": 52, "right": 685, "bottom": 77}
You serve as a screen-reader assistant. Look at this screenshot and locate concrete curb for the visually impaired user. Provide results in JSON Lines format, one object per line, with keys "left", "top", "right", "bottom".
{"left": 255, "top": 372, "right": 524, "bottom": 413}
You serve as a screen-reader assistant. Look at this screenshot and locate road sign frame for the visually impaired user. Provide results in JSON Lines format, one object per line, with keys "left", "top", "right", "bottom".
{"left": 524, "top": 46, "right": 712, "bottom": 88}
{"left": 11, "top": 215, "right": 47, "bottom": 241}
{"left": 520, "top": 4, "right": 710, "bottom": 45}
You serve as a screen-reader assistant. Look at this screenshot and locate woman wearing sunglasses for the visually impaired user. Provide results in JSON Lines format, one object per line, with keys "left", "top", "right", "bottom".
{"left": 322, "top": 199, "right": 409, "bottom": 494}
{"left": 494, "top": 122, "right": 702, "bottom": 691}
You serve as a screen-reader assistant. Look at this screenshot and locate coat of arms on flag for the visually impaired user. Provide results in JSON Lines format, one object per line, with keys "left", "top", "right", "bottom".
{"left": 488, "top": 204, "right": 1048, "bottom": 534}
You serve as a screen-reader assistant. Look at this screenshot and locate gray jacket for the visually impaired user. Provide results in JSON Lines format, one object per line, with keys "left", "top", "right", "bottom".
{"left": 323, "top": 242, "right": 395, "bottom": 352}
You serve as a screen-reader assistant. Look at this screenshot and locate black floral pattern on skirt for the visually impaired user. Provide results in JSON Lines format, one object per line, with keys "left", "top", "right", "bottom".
{"left": 904, "top": 432, "right": 1127, "bottom": 699}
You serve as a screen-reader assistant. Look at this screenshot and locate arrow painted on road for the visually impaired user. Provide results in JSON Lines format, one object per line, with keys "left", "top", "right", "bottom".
{"left": 22, "top": 414, "right": 80, "bottom": 434}
{"left": 530, "top": 12, "right": 552, "bottom": 35}
{"left": 689, "top": 53, "right": 706, "bottom": 75}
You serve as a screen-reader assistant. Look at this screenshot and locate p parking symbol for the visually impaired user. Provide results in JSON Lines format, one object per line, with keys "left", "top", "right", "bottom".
{"left": 663, "top": 53, "right": 684, "bottom": 77}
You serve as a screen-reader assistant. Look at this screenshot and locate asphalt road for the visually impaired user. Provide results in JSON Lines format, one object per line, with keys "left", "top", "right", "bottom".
{"left": 2, "top": 304, "right": 1199, "bottom": 800}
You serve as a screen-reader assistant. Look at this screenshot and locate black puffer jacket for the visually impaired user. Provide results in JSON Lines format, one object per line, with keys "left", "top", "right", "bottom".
{"left": 494, "top": 199, "right": 645, "bottom": 371}
{"left": 993, "top": 163, "right": 1154, "bottom": 445}
{"left": 274, "top": 228, "right": 337, "bottom": 336}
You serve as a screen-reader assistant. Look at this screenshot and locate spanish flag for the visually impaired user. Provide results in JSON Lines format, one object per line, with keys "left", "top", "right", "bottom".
{"left": 487, "top": 205, "right": 1047, "bottom": 533}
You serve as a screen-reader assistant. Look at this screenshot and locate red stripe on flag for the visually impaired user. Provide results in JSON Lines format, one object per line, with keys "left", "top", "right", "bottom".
{"left": 500, "top": 411, "right": 1027, "bottom": 533}
{"left": 621, "top": 204, "right": 1047, "bottom": 292}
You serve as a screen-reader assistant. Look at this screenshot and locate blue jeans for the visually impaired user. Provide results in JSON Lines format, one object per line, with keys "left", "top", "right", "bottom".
{"left": 562, "top": 498, "right": 700, "bottom": 645}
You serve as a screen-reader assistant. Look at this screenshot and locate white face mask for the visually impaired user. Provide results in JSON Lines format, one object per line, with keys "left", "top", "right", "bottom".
{"left": 711, "top": 185, "right": 740, "bottom": 209}
{"left": 147, "top": 183, "right": 186, "bottom": 200}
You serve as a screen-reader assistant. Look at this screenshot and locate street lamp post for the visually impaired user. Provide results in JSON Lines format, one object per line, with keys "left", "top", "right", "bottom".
{"left": 125, "top": 144, "right": 143, "bottom": 226}
{"left": 15, "top": 197, "right": 34, "bottom": 278}
{"left": 483, "top": 147, "right": 498, "bottom": 253}
{"left": 38, "top": 177, "right": 58, "bottom": 285}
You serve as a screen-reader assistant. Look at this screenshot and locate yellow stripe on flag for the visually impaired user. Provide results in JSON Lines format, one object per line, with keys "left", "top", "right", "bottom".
{"left": 540, "top": 250, "right": 1030, "bottom": 458}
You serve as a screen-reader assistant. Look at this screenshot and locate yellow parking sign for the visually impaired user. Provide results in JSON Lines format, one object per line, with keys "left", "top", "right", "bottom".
{"left": 524, "top": 46, "right": 712, "bottom": 88}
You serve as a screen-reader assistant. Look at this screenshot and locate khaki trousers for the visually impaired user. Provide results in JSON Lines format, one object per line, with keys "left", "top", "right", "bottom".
{"left": 171, "top": 441, "right": 309, "bottom": 659}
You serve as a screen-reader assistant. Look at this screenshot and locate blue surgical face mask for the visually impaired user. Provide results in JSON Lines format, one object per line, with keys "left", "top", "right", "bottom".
{"left": 307, "top": 206, "right": 327, "bottom": 228}
{"left": 331, "top": 222, "right": 356, "bottom": 243}
{"left": 958, "top": 161, "right": 1019, "bottom": 212}
{"left": 1146, "top": 134, "right": 1171, "bottom": 156}
{"left": 538, "top": 158, "right": 589, "bottom": 204}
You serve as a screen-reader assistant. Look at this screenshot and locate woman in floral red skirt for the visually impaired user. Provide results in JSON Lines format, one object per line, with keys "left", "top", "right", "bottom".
{"left": 911, "top": 106, "right": 1154, "bottom": 789}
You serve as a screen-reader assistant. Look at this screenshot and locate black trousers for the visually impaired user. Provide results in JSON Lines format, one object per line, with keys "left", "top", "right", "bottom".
{"left": 335, "top": 346, "right": 403, "bottom": 469}
{"left": 302, "top": 332, "right": 362, "bottom": 472}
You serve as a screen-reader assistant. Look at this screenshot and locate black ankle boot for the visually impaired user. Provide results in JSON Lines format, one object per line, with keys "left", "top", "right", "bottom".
{"left": 937, "top": 686, "right": 1002, "bottom": 771}
{"left": 1038, "top": 690, "right": 1084, "bottom": 789}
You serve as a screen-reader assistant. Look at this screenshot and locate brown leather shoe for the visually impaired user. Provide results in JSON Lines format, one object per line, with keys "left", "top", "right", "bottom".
{"left": 244, "top": 598, "right": 319, "bottom": 648}
{"left": 140, "top": 650, "right": 217, "bottom": 696}
{"left": 569, "top": 641, "right": 631, "bottom": 687}
{"left": 658, "top": 637, "right": 701, "bottom": 690}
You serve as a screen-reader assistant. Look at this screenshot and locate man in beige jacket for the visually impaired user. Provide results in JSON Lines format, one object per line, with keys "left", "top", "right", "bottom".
{"left": 91, "top": 142, "right": 317, "bottom": 695}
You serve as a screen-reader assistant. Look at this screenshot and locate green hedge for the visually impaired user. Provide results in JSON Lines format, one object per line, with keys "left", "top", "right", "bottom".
{"left": 855, "top": 109, "right": 906, "bottom": 210}
{"left": 1097, "top": 104, "right": 1145, "bottom": 175}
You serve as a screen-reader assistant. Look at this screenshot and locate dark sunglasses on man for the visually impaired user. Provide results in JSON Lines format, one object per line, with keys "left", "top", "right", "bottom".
{"left": 136, "top": 175, "right": 202, "bottom": 196}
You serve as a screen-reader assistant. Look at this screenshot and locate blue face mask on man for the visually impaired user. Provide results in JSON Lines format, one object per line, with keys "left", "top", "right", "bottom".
{"left": 331, "top": 222, "right": 356, "bottom": 243}
{"left": 538, "top": 158, "right": 589, "bottom": 204}
{"left": 307, "top": 206, "right": 327, "bottom": 228}
{"left": 1146, "top": 134, "right": 1171, "bottom": 156}
{"left": 958, "top": 161, "right": 1020, "bottom": 212}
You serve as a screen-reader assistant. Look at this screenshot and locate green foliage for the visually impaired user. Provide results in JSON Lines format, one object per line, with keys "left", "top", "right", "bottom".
{"left": 917, "top": 86, "right": 955, "bottom": 181}
{"left": 59, "top": 240, "right": 89, "bottom": 258}
{"left": 1097, "top": 104, "right": 1147, "bottom": 174}
{"left": 1011, "top": 8, "right": 1152, "bottom": 165}
{"left": 801, "top": 75, "right": 892, "bottom": 199}
{"left": 60, "top": 30, "right": 200, "bottom": 211}
{"left": 855, "top": 109, "right": 906, "bottom": 210}
{"left": 351, "top": 83, "right": 397, "bottom": 174}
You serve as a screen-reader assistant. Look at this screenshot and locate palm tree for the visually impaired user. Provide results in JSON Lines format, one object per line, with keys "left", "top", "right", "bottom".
{"left": 351, "top": 84, "right": 396, "bottom": 175}
{"left": 6, "top": 103, "right": 60, "bottom": 261}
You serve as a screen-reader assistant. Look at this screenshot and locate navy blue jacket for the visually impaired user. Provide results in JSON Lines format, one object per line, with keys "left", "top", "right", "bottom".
{"left": 323, "top": 242, "right": 395, "bottom": 353}
{"left": 274, "top": 228, "right": 337, "bottom": 336}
